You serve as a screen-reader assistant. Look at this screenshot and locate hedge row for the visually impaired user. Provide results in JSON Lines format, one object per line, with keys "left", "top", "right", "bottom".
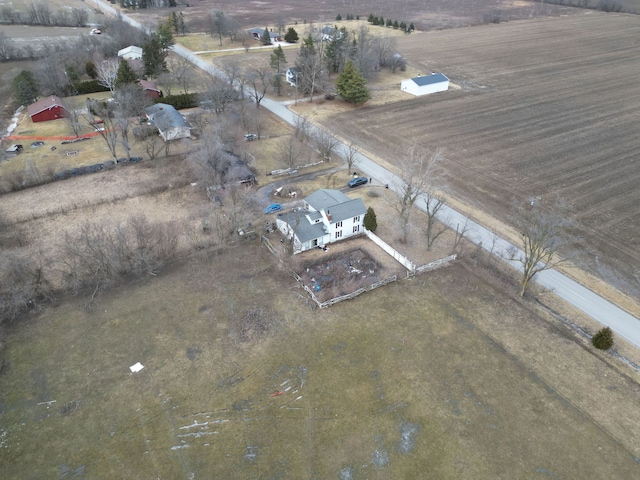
{"left": 155, "top": 92, "right": 198, "bottom": 110}
{"left": 63, "top": 80, "right": 111, "bottom": 97}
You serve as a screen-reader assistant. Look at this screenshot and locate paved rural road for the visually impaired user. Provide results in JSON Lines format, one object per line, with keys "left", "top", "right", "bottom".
{"left": 91, "top": 0, "right": 640, "bottom": 350}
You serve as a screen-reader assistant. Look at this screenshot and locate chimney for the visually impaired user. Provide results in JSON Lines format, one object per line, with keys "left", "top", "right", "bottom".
{"left": 327, "top": 210, "right": 332, "bottom": 222}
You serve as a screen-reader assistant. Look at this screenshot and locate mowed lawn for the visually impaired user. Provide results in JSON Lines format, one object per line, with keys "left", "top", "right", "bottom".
{"left": 0, "top": 245, "right": 638, "bottom": 478}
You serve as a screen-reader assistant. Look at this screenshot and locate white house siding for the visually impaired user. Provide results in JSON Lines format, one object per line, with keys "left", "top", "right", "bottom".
{"left": 401, "top": 74, "right": 449, "bottom": 96}
{"left": 329, "top": 214, "right": 363, "bottom": 241}
{"left": 162, "top": 126, "right": 191, "bottom": 142}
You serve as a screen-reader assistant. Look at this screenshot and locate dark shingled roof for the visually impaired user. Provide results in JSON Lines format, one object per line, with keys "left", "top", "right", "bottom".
{"left": 145, "top": 103, "right": 190, "bottom": 131}
{"left": 411, "top": 73, "right": 449, "bottom": 87}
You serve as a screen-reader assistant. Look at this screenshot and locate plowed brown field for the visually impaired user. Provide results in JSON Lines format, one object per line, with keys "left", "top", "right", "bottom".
{"left": 327, "top": 12, "right": 640, "bottom": 298}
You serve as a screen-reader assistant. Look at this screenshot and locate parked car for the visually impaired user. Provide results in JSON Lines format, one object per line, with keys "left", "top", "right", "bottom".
{"left": 348, "top": 176, "right": 368, "bottom": 188}
{"left": 244, "top": 133, "right": 258, "bottom": 141}
{"left": 265, "top": 203, "right": 282, "bottom": 214}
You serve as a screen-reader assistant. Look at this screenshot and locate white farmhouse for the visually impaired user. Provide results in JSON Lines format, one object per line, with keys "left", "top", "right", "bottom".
{"left": 117, "top": 45, "right": 143, "bottom": 60}
{"left": 276, "top": 189, "right": 367, "bottom": 254}
{"left": 285, "top": 66, "right": 299, "bottom": 87}
{"left": 401, "top": 73, "right": 449, "bottom": 96}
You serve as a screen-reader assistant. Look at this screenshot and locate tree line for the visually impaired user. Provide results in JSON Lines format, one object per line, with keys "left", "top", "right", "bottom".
{"left": 0, "top": 3, "right": 88, "bottom": 27}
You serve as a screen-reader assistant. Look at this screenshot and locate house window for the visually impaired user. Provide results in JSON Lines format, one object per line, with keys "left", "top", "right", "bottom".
{"left": 335, "top": 221, "right": 342, "bottom": 227}
{"left": 354, "top": 216, "right": 360, "bottom": 222}
{"left": 335, "top": 230, "right": 342, "bottom": 239}
{"left": 353, "top": 225, "right": 360, "bottom": 233}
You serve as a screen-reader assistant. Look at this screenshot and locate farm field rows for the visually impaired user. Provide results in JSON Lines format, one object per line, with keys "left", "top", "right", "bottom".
{"left": 328, "top": 12, "right": 640, "bottom": 298}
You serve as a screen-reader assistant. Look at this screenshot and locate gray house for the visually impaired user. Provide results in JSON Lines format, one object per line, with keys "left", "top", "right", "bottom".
{"left": 276, "top": 189, "right": 367, "bottom": 253}
{"left": 144, "top": 103, "right": 191, "bottom": 142}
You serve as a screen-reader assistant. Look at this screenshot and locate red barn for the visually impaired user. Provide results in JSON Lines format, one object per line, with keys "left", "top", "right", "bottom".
{"left": 139, "top": 80, "right": 161, "bottom": 99}
{"left": 27, "top": 96, "right": 69, "bottom": 123}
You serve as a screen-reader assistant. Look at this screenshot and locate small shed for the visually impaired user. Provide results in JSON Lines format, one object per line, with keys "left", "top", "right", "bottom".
{"left": 145, "top": 103, "right": 191, "bottom": 142}
{"left": 27, "top": 96, "right": 69, "bottom": 123}
{"left": 118, "top": 45, "right": 143, "bottom": 60}
{"left": 139, "top": 79, "right": 161, "bottom": 99}
{"left": 401, "top": 73, "right": 449, "bottom": 97}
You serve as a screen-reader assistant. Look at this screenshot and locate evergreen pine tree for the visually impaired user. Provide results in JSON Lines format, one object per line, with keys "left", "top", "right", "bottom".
{"left": 260, "top": 28, "right": 272, "bottom": 45}
{"left": 270, "top": 45, "right": 287, "bottom": 76}
{"left": 86, "top": 61, "right": 97, "bottom": 79}
{"left": 284, "top": 27, "right": 299, "bottom": 43}
{"left": 592, "top": 327, "right": 614, "bottom": 350}
{"left": 157, "top": 18, "right": 175, "bottom": 50}
{"left": 143, "top": 33, "right": 168, "bottom": 78}
{"left": 393, "top": 20, "right": 399, "bottom": 29}
{"left": 336, "top": 61, "right": 370, "bottom": 105}
{"left": 12, "top": 70, "right": 38, "bottom": 106}
{"left": 364, "top": 207, "right": 377, "bottom": 232}
{"left": 368, "top": 13, "right": 375, "bottom": 23}
{"left": 115, "top": 59, "right": 138, "bottom": 89}
{"left": 336, "top": 13, "right": 342, "bottom": 21}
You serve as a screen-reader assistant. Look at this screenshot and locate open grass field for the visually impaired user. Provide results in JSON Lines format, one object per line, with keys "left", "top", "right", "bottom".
{"left": 1, "top": 243, "right": 640, "bottom": 478}
{"left": 325, "top": 12, "right": 640, "bottom": 300}
{"left": 2, "top": 4, "right": 640, "bottom": 477}
{"left": 121, "top": 0, "right": 578, "bottom": 33}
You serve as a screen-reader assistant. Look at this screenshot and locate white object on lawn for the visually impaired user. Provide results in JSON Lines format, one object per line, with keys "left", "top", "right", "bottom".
{"left": 130, "top": 362, "right": 144, "bottom": 373}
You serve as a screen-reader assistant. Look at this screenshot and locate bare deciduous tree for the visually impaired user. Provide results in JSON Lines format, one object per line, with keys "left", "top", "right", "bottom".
{"left": 166, "top": 54, "right": 194, "bottom": 95}
{"left": 507, "top": 198, "right": 572, "bottom": 296}
{"left": 95, "top": 58, "right": 120, "bottom": 93}
{"left": 200, "top": 75, "right": 236, "bottom": 115}
{"left": 188, "top": 126, "right": 236, "bottom": 189}
{"left": 86, "top": 99, "right": 119, "bottom": 161}
{"left": 316, "top": 130, "right": 339, "bottom": 161}
{"left": 276, "top": 135, "right": 305, "bottom": 169}
{"left": 344, "top": 142, "right": 359, "bottom": 174}
{"left": 423, "top": 194, "right": 447, "bottom": 249}
{"left": 66, "top": 109, "right": 83, "bottom": 138}
{"left": 113, "top": 85, "right": 152, "bottom": 160}
{"left": 209, "top": 10, "right": 230, "bottom": 46}
{"left": 139, "top": 129, "right": 162, "bottom": 163}
{"left": 450, "top": 219, "right": 470, "bottom": 254}
{"left": 294, "top": 115, "right": 311, "bottom": 142}
{"left": 350, "top": 26, "right": 379, "bottom": 81}
{"left": 295, "top": 33, "right": 326, "bottom": 102}
{"left": 390, "top": 145, "right": 444, "bottom": 243}
{"left": 62, "top": 216, "right": 179, "bottom": 310}
{"left": 0, "top": 249, "right": 53, "bottom": 323}
{"left": 245, "top": 64, "right": 270, "bottom": 108}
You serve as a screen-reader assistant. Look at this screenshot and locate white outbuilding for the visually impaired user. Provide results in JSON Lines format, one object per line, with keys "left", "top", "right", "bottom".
{"left": 117, "top": 45, "right": 143, "bottom": 60}
{"left": 401, "top": 73, "right": 449, "bottom": 96}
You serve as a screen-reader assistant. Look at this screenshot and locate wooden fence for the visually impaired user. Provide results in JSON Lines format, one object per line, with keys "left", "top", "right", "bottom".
{"left": 363, "top": 230, "right": 416, "bottom": 271}
{"left": 293, "top": 272, "right": 398, "bottom": 309}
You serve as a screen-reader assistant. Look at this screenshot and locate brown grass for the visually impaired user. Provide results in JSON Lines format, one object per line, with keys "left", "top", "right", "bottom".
{"left": 1, "top": 245, "right": 639, "bottom": 478}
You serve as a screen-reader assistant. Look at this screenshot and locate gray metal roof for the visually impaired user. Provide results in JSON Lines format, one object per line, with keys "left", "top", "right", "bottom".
{"left": 305, "top": 189, "right": 350, "bottom": 211}
{"left": 411, "top": 73, "right": 449, "bottom": 87}
{"left": 279, "top": 211, "right": 327, "bottom": 243}
{"left": 326, "top": 198, "right": 366, "bottom": 222}
{"left": 145, "top": 104, "right": 190, "bottom": 132}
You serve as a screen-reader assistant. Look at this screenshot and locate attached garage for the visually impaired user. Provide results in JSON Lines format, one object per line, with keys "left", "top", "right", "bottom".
{"left": 401, "top": 73, "right": 449, "bottom": 97}
{"left": 27, "top": 96, "right": 69, "bottom": 123}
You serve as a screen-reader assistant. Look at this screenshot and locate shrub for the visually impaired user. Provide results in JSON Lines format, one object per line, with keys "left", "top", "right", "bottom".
{"left": 363, "top": 207, "right": 377, "bottom": 232}
{"left": 155, "top": 92, "right": 198, "bottom": 110}
{"left": 592, "top": 327, "right": 614, "bottom": 350}
{"left": 68, "top": 80, "right": 110, "bottom": 96}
